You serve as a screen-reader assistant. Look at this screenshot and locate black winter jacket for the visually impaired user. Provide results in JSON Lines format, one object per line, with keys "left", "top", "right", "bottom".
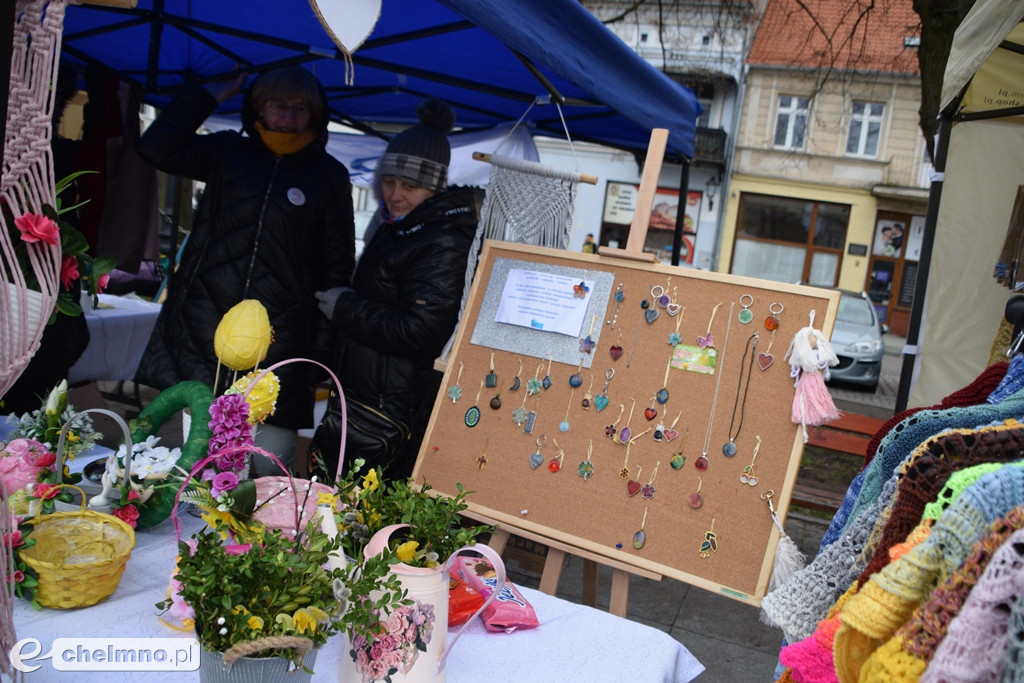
{"left": 135, "top": 82, "right": 355, "bottom": 428}
{"left": 324, "top": 186, "right": 478, "bottom": 475}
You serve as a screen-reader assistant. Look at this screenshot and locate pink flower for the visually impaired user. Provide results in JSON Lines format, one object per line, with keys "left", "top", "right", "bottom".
{"left": 223, "top": 544, "right": 251, "bottom": 556}
{"left": 9, "top": 570, "right": 24, "bottom": 585}
{"left": 405, "top": 623, "right": 418, "bottom": 643}
{"left": 3, "top": 439, "right": 43, "bottom": 459}
{"left": 15, "top": 213, "right": 59, "bottom": 246}
{"left": 168, "top": 596, "right": 194, "bottom": 621}
{"left": 210, "top": 471, "right": 239, "bottom": 498}
{"left": 126, "top": 489, "right": 140, "bottom": 502}
{"left": 355, "top": 647, "right": 369, "bottom": 668}
{"left": 377, "top": 634, "right": 397, "bottom": 652}
{"left": 185, "top": 539, "right": 199, "bottom": 556}
{"left": 113, "top": 504, "right": 139, "bottom": 528}
{"left": 369, "top": 643, "right": 384, "bottom": 660}
{"left": 3, "top": 530, "right": 23, "bottom": 548}
{"left": 33, "top": 483, "right": 60, "bottom": 500}
{"left": 96, "top": 273, "right": 110, "bottom": 293}
{"left": 367, "top": 659, "right": 389, "bottom": 679}
{"left": 59, "top": 256, "right": 79, "bottom": 289}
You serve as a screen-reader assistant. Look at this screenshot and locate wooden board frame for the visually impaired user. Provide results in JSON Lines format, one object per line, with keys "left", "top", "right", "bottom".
{"left": 412, "top": 241, "right": 840, "bottom": 605}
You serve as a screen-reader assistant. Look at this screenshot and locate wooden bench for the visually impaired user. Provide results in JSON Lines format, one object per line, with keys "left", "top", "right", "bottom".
{"left": 792, "top": 412, "right": 887, "bottom": 513}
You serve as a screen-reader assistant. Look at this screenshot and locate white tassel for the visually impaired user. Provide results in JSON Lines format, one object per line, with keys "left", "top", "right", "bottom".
{"left": 759, "top": 492, "right": 806, "bottom": 627}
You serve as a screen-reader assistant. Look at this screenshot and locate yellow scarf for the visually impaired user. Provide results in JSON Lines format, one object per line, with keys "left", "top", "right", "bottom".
{"left": 254, "top": 121, "right": 317, "bottom": 156}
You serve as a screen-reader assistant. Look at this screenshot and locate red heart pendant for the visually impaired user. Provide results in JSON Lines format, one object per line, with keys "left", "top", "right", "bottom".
{"left": 626, "top": 479, "right": 642, "bottom": 496}
{"left": 663, "top": 428, "right": 679, "bottom": 442}
{"left": 610, "top": 345, "right": 623, "bottom": 360}
{"left": 644, "top": 407, "right": 657, "bottom": 421}
{"left": 757, "top": 353, "right": 775, "bottom": 371}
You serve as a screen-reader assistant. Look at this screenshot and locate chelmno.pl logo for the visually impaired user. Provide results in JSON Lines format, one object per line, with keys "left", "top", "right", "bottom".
{"left": 10, "top": 638, "right": 200, "bottom": 673}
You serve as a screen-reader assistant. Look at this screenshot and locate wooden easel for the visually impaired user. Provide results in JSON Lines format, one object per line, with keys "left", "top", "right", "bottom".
{"left": 473, "top": 129, "right": 671, "bottom": 617}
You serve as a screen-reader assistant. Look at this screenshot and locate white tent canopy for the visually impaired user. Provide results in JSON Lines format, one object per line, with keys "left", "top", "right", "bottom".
{"left": 907, "top": 0, "right": 1024, "bottom": 407}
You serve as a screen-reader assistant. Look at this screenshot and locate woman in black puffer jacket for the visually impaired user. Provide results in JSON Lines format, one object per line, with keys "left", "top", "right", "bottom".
{"left": 135, "top": 67, "right": 355, "bottom": 472}
{"left": 312, "top": 98, "right": 478, "bottom": 481}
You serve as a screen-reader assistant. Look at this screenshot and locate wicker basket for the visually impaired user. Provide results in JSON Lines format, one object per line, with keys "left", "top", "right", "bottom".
{"left": 19, "top": 485, "right": 135, "bottom": 609}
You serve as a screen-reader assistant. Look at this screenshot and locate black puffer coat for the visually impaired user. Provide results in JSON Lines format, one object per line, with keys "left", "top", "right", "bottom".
{"left": 317, "top": 186, "right": 478, "bottom": 477}
{"left": 135, "top": 82, "right": 355, "bottom": 428}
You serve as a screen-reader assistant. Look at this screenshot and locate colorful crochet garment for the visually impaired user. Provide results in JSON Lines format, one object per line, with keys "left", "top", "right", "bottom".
{"left": 923, "top": 526, "right": 1024, "bottom": 682}
{"left": 860, "top": 507, "right": 1024, "bottom": 682}
{"left": 834, "top": 464, "right": 1024, "bottom": 683}
{"left": 857, "top": 424, "right": 1024, "bottom": 587}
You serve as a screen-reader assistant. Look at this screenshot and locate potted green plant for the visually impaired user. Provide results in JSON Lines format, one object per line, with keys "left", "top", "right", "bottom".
{"left": 332, "top": 459, "right": 497, "bottom": 683}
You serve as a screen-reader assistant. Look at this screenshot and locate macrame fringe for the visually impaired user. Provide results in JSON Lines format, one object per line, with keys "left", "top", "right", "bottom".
{"left": 439, "top": 155, "right": 581, "bottom": 360}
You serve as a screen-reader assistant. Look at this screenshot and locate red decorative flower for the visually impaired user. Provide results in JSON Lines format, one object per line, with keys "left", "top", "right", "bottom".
{"left": 127, "top": 489, "right": 140, "bottom": 502}
{"left": 8, "top": 570, "right": 24, "bottom": 585}
{"left": 33, "top": 452, "right": 56, "bottom": 469}
{"left": 97, "top": 273, "right": 110, "bottom": 293}
{"left": 14, "top": 212, "right": 59, "bottom": 246}
{"left": 113, "top": 504, "right": 139, "bottom": 528}
{"left": 33, "top": 483, "right": 60, "bottom": 500}
{"left": 59, "top": 255, "right": 80, "bottom": 289}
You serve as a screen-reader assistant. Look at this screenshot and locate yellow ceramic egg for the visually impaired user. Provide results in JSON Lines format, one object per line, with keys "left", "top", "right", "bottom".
{"left": 214, "top": 300, "right": 273, "bottom": 371}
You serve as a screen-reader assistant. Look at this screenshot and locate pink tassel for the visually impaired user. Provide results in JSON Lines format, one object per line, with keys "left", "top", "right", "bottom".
{"left": 792, "top": 370, "right": 840, "bottom": 427}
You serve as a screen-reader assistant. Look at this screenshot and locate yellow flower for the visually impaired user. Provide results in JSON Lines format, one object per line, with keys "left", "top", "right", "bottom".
{"left": 292, "top": 608, "right": 317, "bottom": 634}
{"left": 231, "top": 605, "right": 247, "bottom": 616}
{"left": 246, "top": 615, "right": 263, "bottom": 631}
{"left": 368, "top": 511, "right": 381, "bottom": 526}
{"left": 396, "top": 540, "right": 419, "bottom": 564}
{"left": 200, "top": 509, "right": 234, "bottom": 540}
{"left": 362, "top": 469, "right": 380, "bottom": 492}
{"left": 305, "top": 606, "right": 328, "bottom": 624}
{"left": 316, "top": 491, "right": 337, "bottom": 507}
{"left": 66, "top": 431, "right": 80, "bottom": 443}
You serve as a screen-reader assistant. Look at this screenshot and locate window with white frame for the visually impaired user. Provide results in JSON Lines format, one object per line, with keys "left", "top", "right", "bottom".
{"left": 773, "top": 95, "right": 808, "bottom": 149}
{"left": 846, "top": 101, "right": 884, "bottom": 157}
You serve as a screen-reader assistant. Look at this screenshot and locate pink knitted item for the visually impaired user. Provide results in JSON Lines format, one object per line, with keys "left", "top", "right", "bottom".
{"left": 779, "top": 616, "right": 841, "bottom": 683}
{"left": 923, "top": 528, "right": 1024, "bottom": 682}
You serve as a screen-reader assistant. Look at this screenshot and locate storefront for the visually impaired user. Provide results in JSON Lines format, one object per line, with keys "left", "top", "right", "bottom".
{"left": 864, "top": 211, "right": 926, "bottom": 336}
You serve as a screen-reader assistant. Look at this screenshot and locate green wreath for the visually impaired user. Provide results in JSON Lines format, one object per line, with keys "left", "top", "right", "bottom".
{"left": 130, "top": 380, "right": 215, "bottom": 529}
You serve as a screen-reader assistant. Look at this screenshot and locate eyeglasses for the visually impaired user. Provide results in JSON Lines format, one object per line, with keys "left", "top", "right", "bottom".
{"left": 264, "top": 101, "right": 310, "bottom": 118}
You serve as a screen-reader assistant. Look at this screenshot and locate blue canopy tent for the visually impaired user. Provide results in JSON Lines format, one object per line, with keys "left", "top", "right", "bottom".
{"left": 59, "top": 0, "right": 700, "bottom": 160}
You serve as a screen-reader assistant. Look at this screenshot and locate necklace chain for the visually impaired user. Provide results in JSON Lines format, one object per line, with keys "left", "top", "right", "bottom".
{"left": 701, "top": 302, "right": 736, "bottom": 456}
{"left": 726, "top": 333, "right": 759, "bottom": 442}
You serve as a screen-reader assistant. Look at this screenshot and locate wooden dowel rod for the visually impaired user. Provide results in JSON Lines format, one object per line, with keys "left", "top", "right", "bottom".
{"left": 472, "top": 151, "right": 598, "bottom": 185}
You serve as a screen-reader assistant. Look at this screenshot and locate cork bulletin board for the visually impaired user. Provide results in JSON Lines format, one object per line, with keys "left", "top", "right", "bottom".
{"left": 412, "top": 241, "right": 840, "bottom": 605}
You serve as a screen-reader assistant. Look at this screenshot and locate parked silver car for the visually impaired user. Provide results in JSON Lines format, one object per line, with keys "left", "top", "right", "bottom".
{"left": 827, "top": 290, "right": 886, "bottom": 392}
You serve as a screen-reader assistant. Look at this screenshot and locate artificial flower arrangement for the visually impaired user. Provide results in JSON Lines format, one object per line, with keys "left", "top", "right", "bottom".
{"left": 5, "top": 171, "right": 115, "bottom": 319}
{"left": 88, "top": 434, "right": 183, "bottom": 529}
{"left": 4, "top": 515, "right": 39, "bottom": 605}
{"left": 332, "top": 459, "right": 493, "bottom": 679}
{"left": 2, "top": 379, "right": 100, "bottom": 514}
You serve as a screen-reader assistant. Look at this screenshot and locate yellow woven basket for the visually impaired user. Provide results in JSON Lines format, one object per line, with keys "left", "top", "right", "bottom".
{"left": 19, "top": 485, "right": 136, "bottom": 609}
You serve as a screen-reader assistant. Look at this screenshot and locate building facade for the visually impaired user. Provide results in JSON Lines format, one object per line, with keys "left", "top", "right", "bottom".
{"left": 723, "top": 0, "right": 928, "bottom": 334}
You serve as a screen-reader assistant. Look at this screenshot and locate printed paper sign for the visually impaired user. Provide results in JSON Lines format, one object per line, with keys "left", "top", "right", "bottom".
{"left": 494, "top": 269, "right": 592, "bottom": 337}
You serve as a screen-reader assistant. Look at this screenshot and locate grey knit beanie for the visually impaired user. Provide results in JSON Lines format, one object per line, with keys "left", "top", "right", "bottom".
{"left": 378, "top": 97, "right": 454, "bottom": 192}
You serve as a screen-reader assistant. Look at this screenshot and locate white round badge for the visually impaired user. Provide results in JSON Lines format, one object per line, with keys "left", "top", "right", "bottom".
{"left": 287, "top": 187, "right": 306, "bottom": 206}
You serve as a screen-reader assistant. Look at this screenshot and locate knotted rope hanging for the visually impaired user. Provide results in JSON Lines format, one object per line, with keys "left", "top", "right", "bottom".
{"left": 441, "top": 152, "right": 585, "bottom": 360}
{"left": 0, "top": 0, "right": 66, "bottom": 400}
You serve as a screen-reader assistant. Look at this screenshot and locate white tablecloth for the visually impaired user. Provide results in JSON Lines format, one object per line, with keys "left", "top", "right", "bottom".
{"left": 12, "top": 512, "right": 704, "bottom": 683}
{"left": 68, "top": 293, "right": 161, "bottom": 384}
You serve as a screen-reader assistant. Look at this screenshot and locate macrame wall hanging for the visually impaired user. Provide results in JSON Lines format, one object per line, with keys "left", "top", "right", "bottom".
{"left": 1, "top": 0, "right": 68, "bottom": 400}
{"left": 441, "top": 100, "right": 597, "bottom": 359}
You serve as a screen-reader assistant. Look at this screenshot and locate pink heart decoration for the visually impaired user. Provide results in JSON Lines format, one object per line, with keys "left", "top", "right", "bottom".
{"left": 626, "top": 479, "right": 642, "bottom": 497}
{"left": 666, "top": 303, "right": 681, "bottom": 316}
{"left": 662, "top": 428, "right": 679, "bottom": 442}
{"left": 757, "top": 353, "right": 775, "bottom": 371}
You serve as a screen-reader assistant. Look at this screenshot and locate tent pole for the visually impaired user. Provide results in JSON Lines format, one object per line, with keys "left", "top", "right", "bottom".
{"left": 671, "top": 159, "right": 690, "bottom": 266}
{"left": 895, "top": 112, "right": 953, "bottom": 412}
